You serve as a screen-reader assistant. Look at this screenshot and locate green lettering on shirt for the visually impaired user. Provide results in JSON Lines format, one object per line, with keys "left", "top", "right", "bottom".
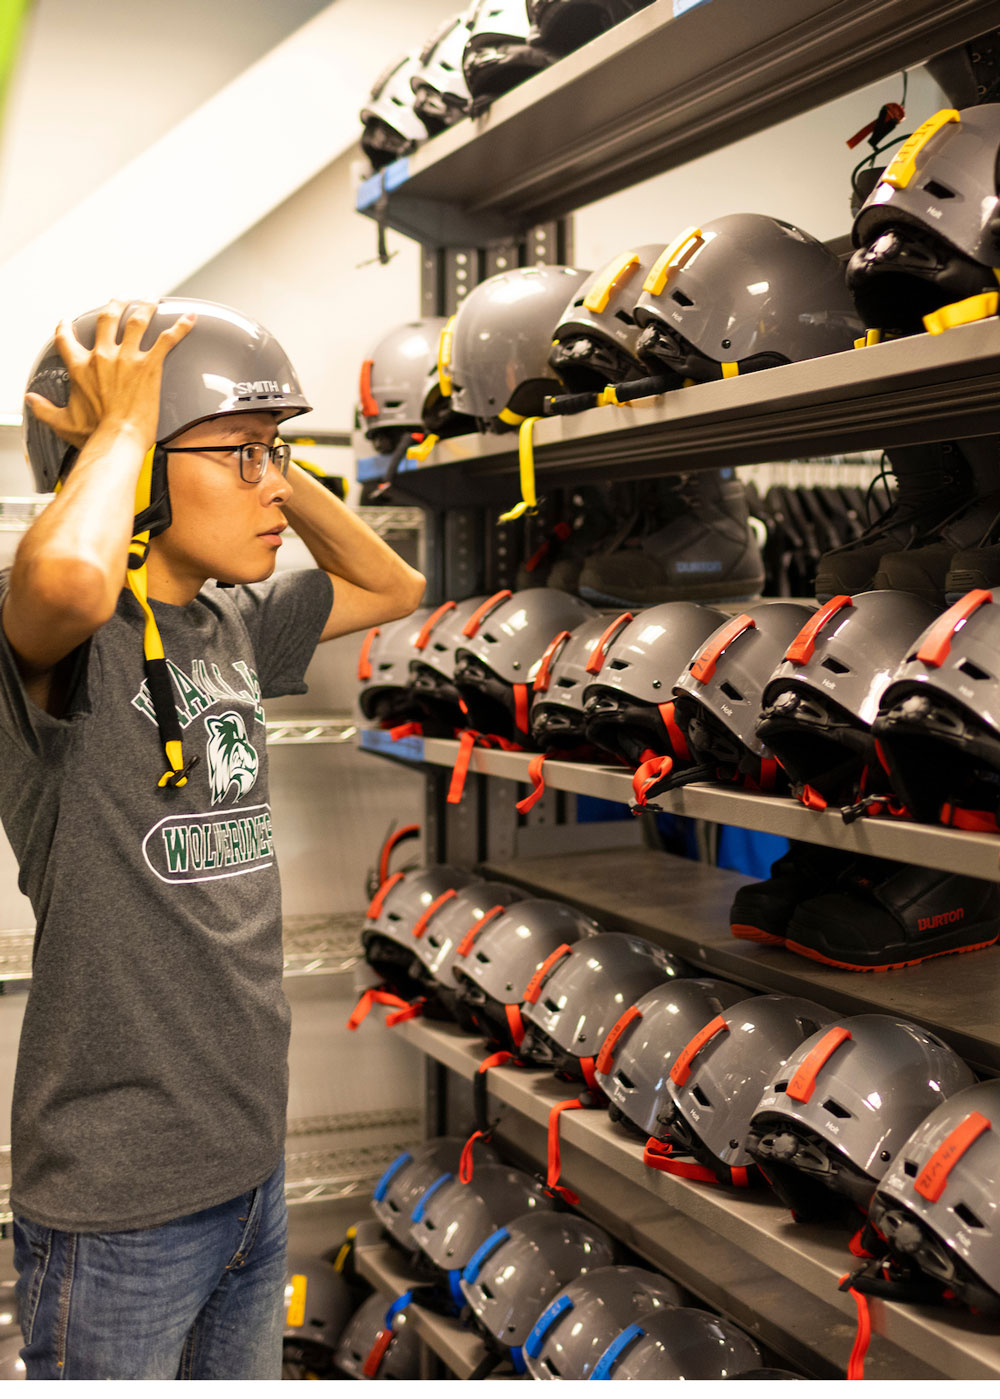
{"left": 162, "top": 826, "right": 189, "bottom": 873}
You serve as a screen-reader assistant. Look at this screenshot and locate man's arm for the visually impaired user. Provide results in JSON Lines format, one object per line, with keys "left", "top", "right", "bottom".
{"left": 2, "top": 301, "right": 194, "bottom": 710}
{"left": 282, "top": 464, "right": 426, "bottom": 641}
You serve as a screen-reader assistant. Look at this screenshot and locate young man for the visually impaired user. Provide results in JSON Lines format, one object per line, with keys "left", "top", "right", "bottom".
{"left": 0, "top": 298, "right": 425, "bottom": 1379}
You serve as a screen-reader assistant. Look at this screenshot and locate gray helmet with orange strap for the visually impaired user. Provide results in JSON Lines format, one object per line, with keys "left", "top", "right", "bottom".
{"left": 873, "top": 589, "right": 1000, "bottom": 828}
{"left": 334, "top": 1292, "right": 422, "bottom": 1379}
{"left": 749, "top": 1014, "right": 974, "bottom": 1220}
{"left": 757, "top": 591, "right": 939, "bottom": 810}
{"left": 632, "top": 215, "right": 862, "bottom": 382}
{"left": 362, "top": 863, "right": 475, "bottom": 1000}
{"left": 530, "top": 610, "right": 632, "bottom": 751}
{"left": 408, "top": 595, "right": 489, "bottom": 737}
{"left": 595, "top": 978, "right": 750, "bottom": 1139}
{"left": 407, "top": 877, "right": 526, "bottom": 1022}
{"left": 672, "top": 602, "right": 816, "bottom": 791}
{"left": 357, "top": 607, "right": 437, "bottom": 727}
{"left": 591, "top": 1307, "right": 762, "bottom": 1381}
{"left": 847, "top": 106, "right": 1000, "bottom": 337}
{"left": 869, "top": 1078, "right": 1000, "bottom": 1313}
{"left": 453, "top": 897, "right": 603, "bottom": 1052}
{"left": 454, "top": 588, "right": 596, "bottom": 745}
{"left": 358, "top": 319, "right": 446, "bottom": 453}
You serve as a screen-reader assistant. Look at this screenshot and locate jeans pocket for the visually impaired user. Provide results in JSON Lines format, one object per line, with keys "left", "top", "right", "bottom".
{"left": 13, "top": 1216, "right": 54, "bottom": 1346}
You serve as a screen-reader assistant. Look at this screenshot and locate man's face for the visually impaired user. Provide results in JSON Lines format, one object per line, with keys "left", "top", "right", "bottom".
{"left": 153, "top": 411, "right": 291, "bottom": 590}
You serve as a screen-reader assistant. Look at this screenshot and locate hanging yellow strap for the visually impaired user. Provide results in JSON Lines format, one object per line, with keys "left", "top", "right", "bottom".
{"left": 406, "top": 433, "right": 440, "bottom": 461}
{"left": 333, "top": 1225, "right": 357, "bottom": 1273}
{"left": 498, "top": 416, "right": 540, "bottom": 523}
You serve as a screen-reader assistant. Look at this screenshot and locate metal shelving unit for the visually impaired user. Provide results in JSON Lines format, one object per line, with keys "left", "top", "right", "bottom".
{"left": 356, "top": 0, "right": 998, "bottom": 246}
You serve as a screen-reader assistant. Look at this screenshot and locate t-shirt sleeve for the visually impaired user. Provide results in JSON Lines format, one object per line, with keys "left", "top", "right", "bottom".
{"left": 0, "top": 567, "right": 92, "bottom": 756}
{"left": 232, "top": 568, "right": 333, "bottom": 699}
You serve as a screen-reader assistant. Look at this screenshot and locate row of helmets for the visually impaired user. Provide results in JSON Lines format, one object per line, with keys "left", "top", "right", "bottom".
{"left": 361, "top": 1, "right": 653, "bottom": 171}
{"left": 353, "top": 851, "right": 1000, "bottom": 1350}
{"left": 359, "top": 104, "right": 1000, "bottom": 456}
{"left": 359, "top": 584, "right": 1000, "bottom": 831}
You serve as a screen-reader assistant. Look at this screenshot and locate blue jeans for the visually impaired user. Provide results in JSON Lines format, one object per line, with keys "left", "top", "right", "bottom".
{"left": 12, "top": 1159, "right": 287, "bottom": 1379}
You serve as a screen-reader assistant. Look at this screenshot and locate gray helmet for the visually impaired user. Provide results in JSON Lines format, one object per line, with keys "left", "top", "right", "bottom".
{"left": 527, "top": 0, "right": 653, "bottom": 55}
{"left": 357, "top": 607, "right": 437, "bottom": 726}
{"left": 582, "top": 601, "right": 729, "bottom": 767}
{"left": 757, "top": 591, "right": 940, "bottom": 808}
{"left": 411, "top": 11, "right": 474, "bottom": 131}
{"left": 530, "top": 611, "right": 631, "bottom": 751}
{"left": 360, "top": 51, "right": 427, "bottom": 171}
{"left": 749, "top": 1014, "right": 975, "bottom": 1217}
{"left": 372, "top": 1136, "right": 499, "bottom": 1250}
{"left": 282, "top": 1253, "right": 354, "bottom": 1378}
{"left": 549, "top": 244, "right": 673, "bottom": 394}
{"left": 334, "top": 1292, "right": 422, "bottom": 1379}
{"left": 524, "top": 1265, "right": 686, "bottom": 1380}
{"left": 873, "top": 590, "right": 1000, "bottom": 826}
{"left": 662, "top": 994, "right": 832, "bottom": 1178}
{"left": 673, "top": 602, "right": 816, "bottom": 790}
{"left": 408, "top": 595, "right": 490, "bottom": 736}
{"left": 460, "top": 1211, "right": 617, "bottom": 1347}
{"left": 359, "top": 318, "right": 446, "bottom": 452}
{"left": 595, "top": 978, "right": 750, "bottom": 1139}
{"left": 24, "top": 298, "right": 311, "bottom": 537}
{"left": 591, "top": 1306, "right": 762, "bottom": 1380}
{"left": 848, "top": 106, "right": 1000, "bottom": 336}
{"left": 520, "top": 931, "right": 689, "bottom": 1077}
{"left": 453, "top": 897, "right": 603, "bottom": 1051}
{"left": 362, "top": 863, "right": 474, "bottom": 996}
{"left": 409, "top": 878, "right": 526, "bottom": 1021}
{"left": 632, "top": 215, "right": 862, "bottom": 381}
{"left": 455, "top": 588, "right": 596, "bottom": 744}
{"left": 463, "top": 0, "right": 556, "bottom": 105}
{"left": 870, "top": 1078, "right": 1000, "bottom": 1312}
{"left": 448, "top": 265, "right": 591, "bottom": 430}
{"left": 409, "top": 1162, "right": 554, "bottom": 1274}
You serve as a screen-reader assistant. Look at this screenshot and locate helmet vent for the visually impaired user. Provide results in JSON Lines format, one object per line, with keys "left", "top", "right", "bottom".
{"left": 609, "top": 660, "right": 629, "bottom": 670}
{"left": 903, "top": 1159, "right": 918, "bottom": 1177}
{"left": 774, "top": 1080, "right": 789, "bottom": 1093}
{"left": 954, "top": 1203, "right": 985, "bottom": 1229}
{"left": 672, "top": 290, "right": 694, "bottom": 307}
{"left": 615, "top": 310, "right": 635, "bottom": 326}
{"left": 482, "top": 632, "right": 498, "bottom": 644}
{"left": 923, "top": 179, "right": 955, "bottom": 200}
{"left": 691, "top": 1084, "right": 712, "bottom": 1108}
{"left": 823, "top": 1098, "right": 852, "bottom": 1119}
{"left": 544, "top": 997, "right": 562, "bottom": 1014}
{"left": 615, "top": 1070, "right": 636, "bottom": 1090}
{"left": 797, "top": 1018, "right": 822, "bottom": 1038}
{"left": 720, "top": 681, "right": 744, "bottom": 702}
{"left": 822, "top": 657, "right": 850, "bottom": 675}
{"left": 475, "top": 951, "right": 491, "bottom": 963}
{"left": 387, "top": 912, "right": 401, "bottom": 922}
{"left": 959, "top": 660, "right": 990, "bottom": 681}
{"left": 556, "top": 677, "right": 577, "bottom": 688}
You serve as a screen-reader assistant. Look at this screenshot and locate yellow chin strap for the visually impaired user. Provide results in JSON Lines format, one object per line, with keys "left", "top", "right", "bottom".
{"left": 125, "top": 446, "right": 193, "bottom": 789}
{"left": 498, "top": 416, "right": 540, "bottom": 523}
{"left": 923, "top": 283, "right": 1000, "bottom": 336}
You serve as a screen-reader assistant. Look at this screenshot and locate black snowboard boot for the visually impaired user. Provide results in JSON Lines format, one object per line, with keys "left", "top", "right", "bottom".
{"left": 577, "top": 469, "right": 765, "bottom": 607}
{"left": 515, "top": 484, "right": 625, "bottom": 592}
{"left": 730, "top": 842, "right": 857, "bottom": 946}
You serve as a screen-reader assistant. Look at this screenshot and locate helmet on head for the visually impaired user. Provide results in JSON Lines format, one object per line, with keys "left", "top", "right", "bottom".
{"left": 359, "top": 319, "right": 447, "bottom": 454}
{"left": 591, "top": 1306, "right": 762, "bottom": 1380}
{"left": 407, "top": 877, "right": 526, "bottom": 1021}
{"left": 549, "top": 245, "right": 676, "bottom": 394}
{"left": 673, "top": 602, "right": 817, "bottom": 791}
{"left": 453, "top": 897, "right": 603, "bottom": 1051}
{"left": 847, "top": 106, "right": 1000, "bottom": 337}
{"left": 461, "top": 1211, "right": 617, "bottom": 1349}
{"left": 334, "top": 1292, "right": 422, "bottom": 1379}
{"left": 360, "top": 51, "right": 427, "bottom": 170}
{"left": 527, "top": 0, "right": 653, "bottom": 55}
{"left": 757, "top": 591, "right": 940, "bottom": 808}
{"left": 372, "top": 1136, "right": 499, "bottom": 1250}
{"left": 455, "top": 588, "right": 596, "bottom": 745}
{"left": 408, "top": 595, "right": 489, "bottom": 737}
{"left": 463, "top": 0, "right": 556, "bottom": 105}
{"left": 633, "top": 215, "right": 862, "bottom": 381}
{"left": 524, "top": 1265, "right": 686, "bottom": 1379}
{"left": 749, "top": 1014, "right": 975, "bottom": 1219}
{"left": 595, "top": 978, "right": 749, "bottom": 1139}
{"left": 357, "top": 607, "right": 437, "bottom": 727}
{"left": 282, "top": 1253, "right": 354, "bottom": 1379}
{"left": 448, "top": 265, "right": 591, "bottom": 431}
{"left": 412, "top": 11, "right": 475, "bottom": 132}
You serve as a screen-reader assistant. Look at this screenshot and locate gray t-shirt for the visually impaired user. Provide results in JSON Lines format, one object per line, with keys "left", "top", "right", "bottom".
{"left": 0, "top": 566, "right": 332, "bottom": 1231}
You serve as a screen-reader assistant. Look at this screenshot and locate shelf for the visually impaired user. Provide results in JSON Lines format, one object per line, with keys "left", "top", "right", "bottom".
{"left": 266, "top": 717, "right": 358, "bottom": 747}
{"left": 352, "top": 1220, "right": 501, "bottom": 1379}
{"left": 394, "top": 1017, "right": 994, "bottom": 1381}
{"left": 356, "top": 0, "right": 998, "bottom": 246}
{"left": 359, "top": 729, "right": 1000, "bottom": 888}
{"left": 365, "top": 323, "right": 1000, "bottom": 505}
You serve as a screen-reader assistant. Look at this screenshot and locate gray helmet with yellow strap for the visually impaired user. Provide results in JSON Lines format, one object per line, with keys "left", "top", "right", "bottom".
{"left": 848, "top": 106, "right": 1000, "bottom": 337}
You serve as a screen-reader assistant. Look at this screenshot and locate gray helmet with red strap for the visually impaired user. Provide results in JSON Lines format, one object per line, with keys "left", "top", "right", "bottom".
{"left": 595, "top": 978, "right": 750, "bottom": 1139}
{"left": 672, "top": 602, "right": 816, "bottom": 791}
{"left": 530, "top": 611, "right": 631, "bottom": 751}
{"left": 372, "top": 1136, "right": 500, "bottom": 1250}
{"left": 869, "top": 1078, "right": 1000, "bottom": 1313}
{"left": 847, "top": 106, "right": 1000, "bottom": 337}
{"left": 358, "top": 318, "right": 446, "bottom": 453}
{"left": 362, "top": 863, "right": 474, "bottom": 998}
{"left": 408, "top": 595, "right": 489, "bottom": 737}
{"left": 757, "top": 591, "right": 939, "bottom": 809}
{"left": 591, "top": 1306, "right": 762, "bottom": 1381}
{"left": 519, "top": 931, "right": 689, "bottom": 1080}
{"left": 582, "top": 602, "right": 729, "bottom": 768}
{"left": 407, "top": 878, "right": 526, "bottom": 1022}
{"left": 460, "top": 1211, "right": 617, "bottom": 1349}
{"left": 357, "top": 607, "right": 437, "bottom": 726}
{"left": 632, "top": 215, "right": 862, "bottom": 382}
{"left": 453, "top": 897, "right": 603, "bottom": 1052}
{"left": 282, "top": 1253, "right": 354, "bottom": 1379}
{"left": 873, "top": 589, "right": 1000, "bottom": 828}
{"left": 748, "top": 1014, "right": 975, "bottom": 1219}
{"left": 660, "top": 994, "right": 832, "bottom": 1182}
{"left": 524, "top": 1265, "right": 687, "bottom": 1380}
{"left": 455, "top": 588, "right": 596, "bottom": 745}
{"left": 409, "top": 1162, "right": 555, "bottom": 1278}
{"left": 334, "top": 1292, "right": 422, "bottom": 1379}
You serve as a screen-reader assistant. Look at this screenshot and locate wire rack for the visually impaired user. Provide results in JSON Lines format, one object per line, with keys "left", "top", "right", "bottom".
{"left": 265, "top": 717, "right": 358, "bottom": 746}
{"left": 282, "top": 912, "right": 363, "bottom": 977}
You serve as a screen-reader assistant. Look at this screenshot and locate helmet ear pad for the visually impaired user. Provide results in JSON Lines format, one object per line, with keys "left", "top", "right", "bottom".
{"left": 846, "top": 221, "right": 994, "bottom": 333}
{"left": 756, "top": 688, "right": 874, "bottom": 806}
{"left": 876, "top": 692, "right": 1000, "bottom": 823}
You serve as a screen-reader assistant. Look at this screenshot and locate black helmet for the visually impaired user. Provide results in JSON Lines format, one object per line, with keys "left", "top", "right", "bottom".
{"left": 847, "top": 106, "right": 1000, "bottom": 337}
{"left": 757, "top": 591, "right": 939, "bottom": 809}
{"left": 633, "top": 215, "right": 862, "bottom": 382}
{"left": 463, "top": 0, "right": 556, "bottom": 105}
{"left": 527, "top": 0, "right": 653, "bottom": 55}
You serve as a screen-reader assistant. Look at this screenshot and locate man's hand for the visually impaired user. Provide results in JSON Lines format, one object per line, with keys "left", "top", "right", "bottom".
{"left": 24, "top": 300, "right": 196, "bottom": 452}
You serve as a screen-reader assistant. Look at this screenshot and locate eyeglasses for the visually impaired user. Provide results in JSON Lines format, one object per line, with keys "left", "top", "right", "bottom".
{"left": 165, "top": 439, "right": 292, "bottom": 484}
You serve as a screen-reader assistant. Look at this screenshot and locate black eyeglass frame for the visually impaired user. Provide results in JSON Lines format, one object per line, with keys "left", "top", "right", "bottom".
{"left": 164, "top": 438, "right": 292, "bottom": 484}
